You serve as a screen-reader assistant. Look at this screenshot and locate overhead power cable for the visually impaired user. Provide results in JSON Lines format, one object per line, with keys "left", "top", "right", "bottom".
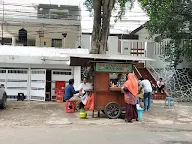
{"left": 1, "top": 2, "right": 146, "bottom": 13}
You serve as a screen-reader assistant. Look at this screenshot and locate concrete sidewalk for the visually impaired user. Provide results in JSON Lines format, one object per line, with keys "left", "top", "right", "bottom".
{"left": 1, "top": 100, "right": 192, "bottom": 128}
{"left": 0, "top": 101, "right": 73, "bottom": 126}
{"left": 1, "top": 101, "right": 192, "bottom": 144}
{"left": 71, "top": 101, "right": 192, "bottom": 126}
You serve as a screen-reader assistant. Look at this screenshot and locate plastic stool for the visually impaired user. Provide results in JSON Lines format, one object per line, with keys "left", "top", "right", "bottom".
{"left": 65, "top": 100, "right": 75, "bottom": 113}
{"left": 165, "top": 96, "right": 174, "bottom": 108}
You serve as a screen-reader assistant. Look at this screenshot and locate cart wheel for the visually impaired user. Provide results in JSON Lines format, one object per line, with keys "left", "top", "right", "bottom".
{"left": 104, "top": 102, "right": 121, "bottom": 119}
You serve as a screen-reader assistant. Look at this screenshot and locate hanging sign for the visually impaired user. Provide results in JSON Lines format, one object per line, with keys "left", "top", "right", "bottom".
{"left": 95, "top": 63, "right": 132, "bottom": 72}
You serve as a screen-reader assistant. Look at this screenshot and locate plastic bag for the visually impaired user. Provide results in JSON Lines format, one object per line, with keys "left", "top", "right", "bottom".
{"left": 81, "top": 93, "right": 88, "bottom": 105}
{"left": 84, "top": 92, "right": 94, "bottom": 110}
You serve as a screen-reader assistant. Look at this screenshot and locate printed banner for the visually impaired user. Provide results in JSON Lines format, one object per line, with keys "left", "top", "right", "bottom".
{"left": 95, "top": 63, "right": 132, "bottom": 72}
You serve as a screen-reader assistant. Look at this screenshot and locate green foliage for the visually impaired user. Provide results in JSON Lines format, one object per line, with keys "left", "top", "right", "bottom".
{"left": 84, "top": 0, "right": 93, "bottom": 13}
{"left": 84, "top": 0, "right": 135, "bottom": 22}
{"left": 114, "top": 0, "right": 135, "bottom": 22}
{"left": 138, "top": 0, "right": 192, "bottom": 66}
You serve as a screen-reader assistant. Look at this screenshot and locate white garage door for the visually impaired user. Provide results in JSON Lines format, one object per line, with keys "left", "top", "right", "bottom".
{"left": 6, "top": 69, "right": 28, "bottom": 100}
{"left": 0, "top": 69, "right": 6, "bottom": 89}
{"left": 30, "top": 69, "right": 46, "bottom": 101}
{"left": 51, "top": 69, "right": 73, "bottom": 100}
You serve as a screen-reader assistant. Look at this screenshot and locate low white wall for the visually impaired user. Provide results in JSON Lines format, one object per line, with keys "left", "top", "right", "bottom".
{"left": 0, "top": 63, "right": 72, "bottom": 69}
{"left": 81, "top": 34, "right": 91, "bottom": 50}
{"left": 81, "top": 34, "right": 119, "bottom": 54}
{"left": 120, "top": 40, "right": 131, "bottom": 55}
{"left": 107, "top": 36, "right": 119, "bottom": 55}
{"left": 0, "top": 55, "right": 69, "bottom": 65}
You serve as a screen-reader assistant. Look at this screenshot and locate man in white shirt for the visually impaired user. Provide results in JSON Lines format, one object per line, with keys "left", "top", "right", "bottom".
{"left": 79, "top": 78, "right": 91, "bottom": 105}
{"left": 157, "top": 78, "right": 165, "bottom": 94}
{"left": 139, "top": 77, "right": 152, "bottom": 112}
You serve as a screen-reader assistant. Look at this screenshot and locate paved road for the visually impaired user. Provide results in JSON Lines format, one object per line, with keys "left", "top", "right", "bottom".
{"left": 1, "top": 101, "right": 192, "bottom": 144}
{"left": 1, "top": 125, "right": 192, "bottom": 144}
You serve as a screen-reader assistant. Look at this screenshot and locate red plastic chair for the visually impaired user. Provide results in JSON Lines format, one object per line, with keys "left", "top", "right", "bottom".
{"left": 55, "top": 89, "right": 64, "bottom": 103}
{"left": 65, "top": 100, "right": 75, "bottom": 113}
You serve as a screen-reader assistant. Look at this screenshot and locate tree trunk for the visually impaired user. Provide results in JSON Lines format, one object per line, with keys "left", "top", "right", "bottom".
{"left": 90, "top": 0, "right": 115, "bottom": 54}
{"left": 99, "top": 0, "right": 115, "bottom": 54}
{"left": 90, "top": 0, "right": 102, "bottom": 54}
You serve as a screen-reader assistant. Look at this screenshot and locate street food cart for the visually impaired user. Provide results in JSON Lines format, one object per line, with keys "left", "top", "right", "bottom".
{"left": 69, "top": 54, "right": 154, "bottom": 119}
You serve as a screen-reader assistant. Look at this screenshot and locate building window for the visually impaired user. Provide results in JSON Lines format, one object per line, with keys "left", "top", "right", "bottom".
{"left": 53, "top": 71, "right": 72, "bottom": 75}
{"left": 8, "top": 70, "right": 28, "bottom": 74}
{"left": 0, "top": 70, "right": 6, "bottom": 73}
{"left": 31, "top": 71, "right": 45, "bottom": 74}
{"left": 52, "top": 39, "right": 62, "bottom": 48}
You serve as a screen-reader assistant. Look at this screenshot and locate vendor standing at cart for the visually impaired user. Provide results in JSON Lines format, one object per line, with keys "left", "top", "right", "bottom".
{"left": 113, "top": 74, "right": 123, "bottom": 87}
{"left": 123, "top": 73, "right": 139, "bottom": 123}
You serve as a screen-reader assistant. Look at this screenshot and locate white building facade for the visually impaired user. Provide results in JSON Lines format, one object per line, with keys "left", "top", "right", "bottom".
{"left": 130, "top": 27, "right": 192, "bottom": 69}
{"left": 0, "top": 4, "right": 81, "bottom": 48}
{"left": 0, "top": 46, "right": 88, "bottom": 101}
{"left": 80, "top": 28, "right": 192, "bottom": 69}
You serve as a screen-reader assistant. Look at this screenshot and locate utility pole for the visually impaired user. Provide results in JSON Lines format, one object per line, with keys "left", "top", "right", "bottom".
{"left": 1, "top": 0, "right": 4, "bottom": 45}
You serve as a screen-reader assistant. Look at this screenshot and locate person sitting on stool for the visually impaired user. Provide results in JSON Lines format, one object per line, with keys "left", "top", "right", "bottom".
{"left": 64, "top": 79, "right": 81, "bottom": 111}
{"left": 157, "top": 78, "right": 165, "bottom": 94}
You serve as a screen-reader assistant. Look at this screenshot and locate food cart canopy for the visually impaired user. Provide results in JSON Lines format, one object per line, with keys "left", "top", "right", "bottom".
{"left": 69, "top": 54, "right": 155, "bottom": 66}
